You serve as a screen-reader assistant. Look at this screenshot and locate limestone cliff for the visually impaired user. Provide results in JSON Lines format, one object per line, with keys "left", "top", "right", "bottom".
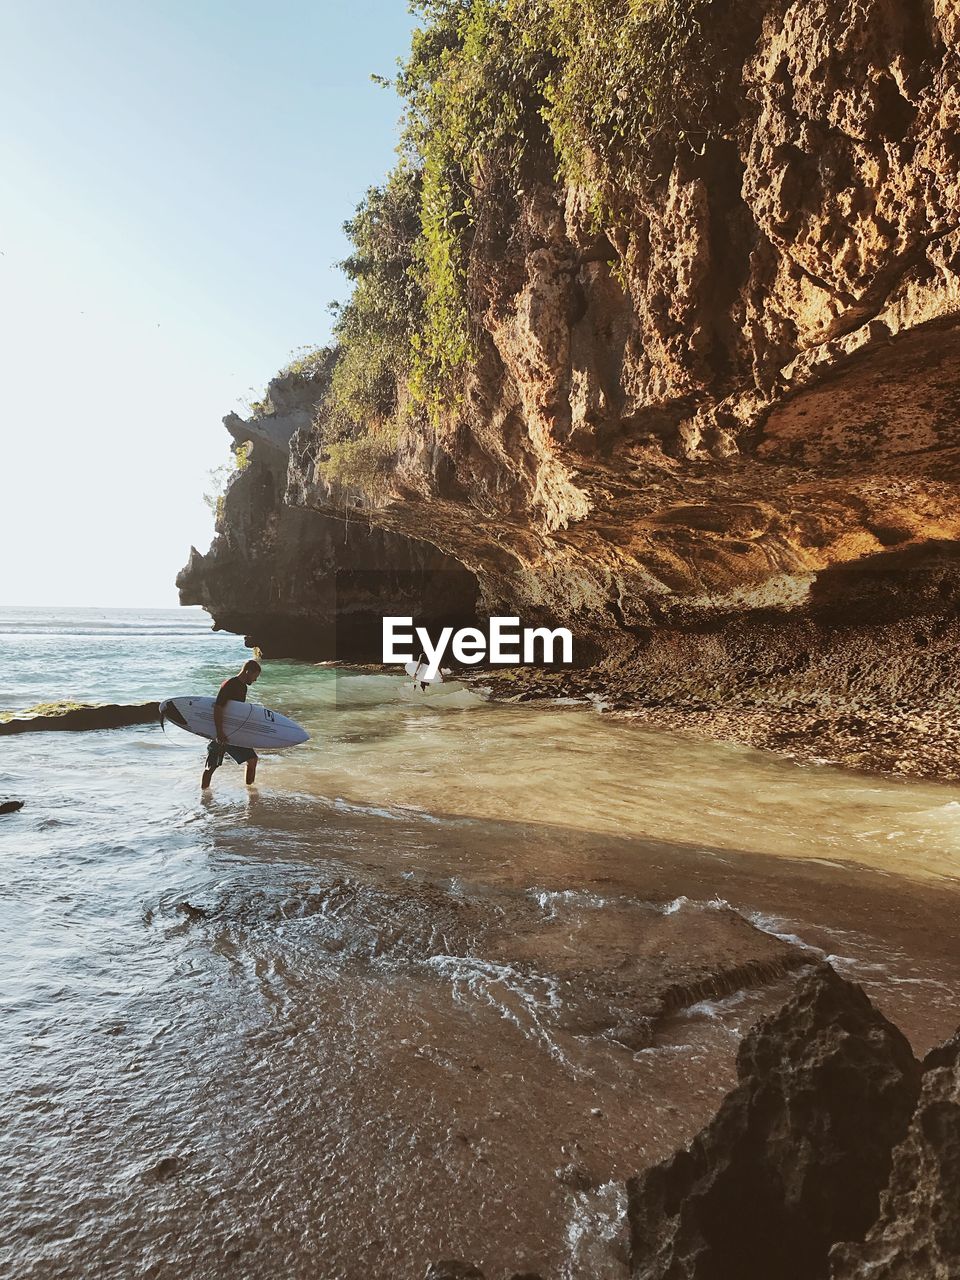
{"left": 177, "top": 370, "right": 478, "bottom": 659}
{"left": 832, "top": 1026, "right": 960, "bottom": 1278}
{"left": 181, "top": 0, "right": 960, "bottom": 774}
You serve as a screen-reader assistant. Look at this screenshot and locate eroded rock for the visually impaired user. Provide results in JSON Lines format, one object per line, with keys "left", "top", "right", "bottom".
{"left": 177, "top": 371, "right": 479, "bottom": 660}
{"left": 831, "top": 1031, "right": 960, "bottom": 1279}
{"left": 180, "top": 0, "right": 960, "bottom": 778}
{"left": 627, "top": 964, "right": 921, "bottom": 1280}
{"left": 496, "top": 899, "right": 811, "bottom": 1049}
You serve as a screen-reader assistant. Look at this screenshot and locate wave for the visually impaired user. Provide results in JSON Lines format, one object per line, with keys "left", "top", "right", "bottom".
{"left": 0, "top": 628, "right": 214, "bottom": 638}
{"left": 0, "top": 608, "right": 214, "bottom": 638}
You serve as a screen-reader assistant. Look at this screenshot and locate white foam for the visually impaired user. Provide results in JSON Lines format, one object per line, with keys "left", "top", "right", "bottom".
{"left": 423, "top": 953, "right": 580, "bottom": 1071}
{"left": 661, "top": 895, "right": 731, "bottom": 916}
{"left": 562, "top": 1180, "right": 628, "bottom": 1280}
{"left": 528, "top": 887, "right": 613, "bottom": 914}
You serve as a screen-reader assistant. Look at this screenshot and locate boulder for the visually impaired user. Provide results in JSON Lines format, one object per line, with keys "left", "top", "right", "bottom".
{"left": 831, "top": 1031, "right": 960, "bottom": 1279}
{"left": 627, "top": 964, "right": 921, "bottom": 1280}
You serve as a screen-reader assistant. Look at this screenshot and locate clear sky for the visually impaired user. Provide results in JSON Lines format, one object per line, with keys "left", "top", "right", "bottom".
{"left": 0, "top": 0, "right": 414, "bottom": 607}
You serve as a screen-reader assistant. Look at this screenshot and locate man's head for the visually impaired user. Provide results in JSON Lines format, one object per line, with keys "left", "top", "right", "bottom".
{"left": 240, "top": 659, "right": 262, "bottom": 686}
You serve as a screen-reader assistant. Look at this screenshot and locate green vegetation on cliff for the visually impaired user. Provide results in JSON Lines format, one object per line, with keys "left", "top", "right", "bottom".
{"left": 399, "top": 0, "right": 551, "bottom": 408}
{"left": 328, "top": 162, "right": 425, "bottom": 428}
{"left": 313, "top": 0, "right": 731, "bottom": 486}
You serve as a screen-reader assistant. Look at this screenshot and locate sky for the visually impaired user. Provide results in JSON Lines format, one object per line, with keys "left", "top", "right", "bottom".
{"left": 0, "top": 0, "right": 415, "bottom": 607}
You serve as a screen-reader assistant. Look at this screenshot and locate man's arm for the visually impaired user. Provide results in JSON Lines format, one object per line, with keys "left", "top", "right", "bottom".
{"left": 214, "top": 702, "right": 227, "bottom": 744}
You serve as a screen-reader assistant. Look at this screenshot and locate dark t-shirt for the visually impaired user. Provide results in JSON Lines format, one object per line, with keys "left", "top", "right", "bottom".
{"left": 215, "top": 676, "right": 248, "bottom": 706}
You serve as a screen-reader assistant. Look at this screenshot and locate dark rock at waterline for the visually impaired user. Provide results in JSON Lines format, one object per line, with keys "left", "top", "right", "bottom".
{"left": 0, "top": 702, "right": 159, "bottom": 735}
{"left": 500, "top": 900, "right": 812, "bottom": 1051}
{"left": 0, "top": 800, "right": 24, "bottom": 814}
{"left": 175, "top": 901, "right": 209, "bottom": 922}
{"left": 424, "top": 1268, "right": 541, "bottom": 1280}
{"left": 425, "top": 1264, "right": 485, "bottom": 1280}
{"left": 176, "top": 370, "right": 480, "bottom": 662}
{"left": 627, "top": 964, "right": 921, "bottom": 1280}
{"left": 142, "top": 1154, "right": 185, "bottom": 1183}
{"left": 831, "top": 1030, "right": 960, "bottom": 1279}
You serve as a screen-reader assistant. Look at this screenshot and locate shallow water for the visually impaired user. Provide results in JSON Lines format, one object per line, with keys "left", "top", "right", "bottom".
{"left": 2, "top": 609, "right": 960, "bottom": 1279}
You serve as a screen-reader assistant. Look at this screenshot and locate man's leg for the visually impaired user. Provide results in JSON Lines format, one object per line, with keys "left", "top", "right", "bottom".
{"left": 245, "top": 752, "right": 258, "bottom": 785}
{"left": 202, "top": 742, "right": 222, "bottom": 790}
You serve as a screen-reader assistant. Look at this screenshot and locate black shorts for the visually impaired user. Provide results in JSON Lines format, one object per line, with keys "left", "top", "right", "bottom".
{"left": 205, "top": 741, "right": 257, "bottom": 771}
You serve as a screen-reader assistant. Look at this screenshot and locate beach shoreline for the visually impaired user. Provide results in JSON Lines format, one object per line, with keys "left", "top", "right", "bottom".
{"left": 468, "top": 665, "right": 960, "bottom": 787}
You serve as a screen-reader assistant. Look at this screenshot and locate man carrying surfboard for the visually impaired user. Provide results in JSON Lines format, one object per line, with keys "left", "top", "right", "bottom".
{"left": 201, "top": 659, "right": 261, "bottom": 789}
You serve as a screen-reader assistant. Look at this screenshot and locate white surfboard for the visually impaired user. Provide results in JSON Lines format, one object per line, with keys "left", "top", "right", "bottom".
{"left": 404, "top": 660, "right": 453, "bottom": 685}
{"left": 159, "top": 697, "right": 310, "bottom": 749}
{"left": 397, "top": 680, "right": 469, "bottom": 702}
{"left": 399, "top": 663, "right": 467, "bottom": 701}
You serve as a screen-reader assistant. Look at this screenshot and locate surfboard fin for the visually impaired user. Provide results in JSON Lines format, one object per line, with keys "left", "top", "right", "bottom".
{"left": 158, "top": 700, "right": 188, "bottom": 734}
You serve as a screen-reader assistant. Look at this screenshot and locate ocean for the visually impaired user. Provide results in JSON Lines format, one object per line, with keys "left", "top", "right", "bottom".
{"left": 1, "top": 605, "right": 250, "bottom": 709}
{"left": 2, "top": 606, "right": 960, "bottom": 1278}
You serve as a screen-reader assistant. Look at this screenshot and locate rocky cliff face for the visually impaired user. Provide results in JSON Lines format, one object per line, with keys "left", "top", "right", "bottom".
{"left": 832, "top": 1028, "right": 960, "bottom": 1279}
{"left": 177, "top": 372, "right": 478, "bottom": 659}
{"left": 181, "top": 0, "right": 960, "bottom": 772}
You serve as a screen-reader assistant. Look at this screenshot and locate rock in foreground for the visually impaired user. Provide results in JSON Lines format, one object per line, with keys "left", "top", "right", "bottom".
{"left": 496, "top": 900, "right": 811, "bottom": 1050}
{"left": 627, "top": 965, "right": 921, "bottom": 1280}
{"left": 831, "top": 1031, "right": 960, "bottom": 1280}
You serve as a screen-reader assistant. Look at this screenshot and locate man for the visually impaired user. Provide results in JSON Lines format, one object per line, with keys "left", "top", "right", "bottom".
{"left": 201, "top": 659, "right": 261, "bottom": 789}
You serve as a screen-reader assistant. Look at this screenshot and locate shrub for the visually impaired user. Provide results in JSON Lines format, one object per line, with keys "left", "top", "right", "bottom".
{"left": 327, "top": 162, "right": 424, "bottom": 428}
{"left": 321, "top": 0, "right": 733, "bottom": 470}
{"left": 316, "top": 425, "right": 400, "bottom": 497}
{"left": 399, "top": 0, "right": 552, "bottom": 408}
{"left": 285, "top": 345, "right": 338, "bottom": 380}
{"left": 537, "top": 0, "right": 729, "bottom": 196}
